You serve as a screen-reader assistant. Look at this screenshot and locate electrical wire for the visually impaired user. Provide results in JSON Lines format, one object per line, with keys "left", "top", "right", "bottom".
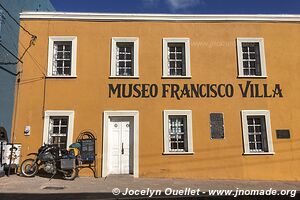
{"left": 0, "top": 3, "right": 36, "bottom": 38}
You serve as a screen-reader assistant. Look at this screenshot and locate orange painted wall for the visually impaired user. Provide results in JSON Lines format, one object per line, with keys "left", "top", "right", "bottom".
{"left": 14, "top": 19, "right": 300, "bottom": 180}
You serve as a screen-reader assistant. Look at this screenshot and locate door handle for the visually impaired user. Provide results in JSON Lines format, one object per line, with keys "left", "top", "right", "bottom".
{"left": 121, "top": 143, "right": 124, "bottom": 155}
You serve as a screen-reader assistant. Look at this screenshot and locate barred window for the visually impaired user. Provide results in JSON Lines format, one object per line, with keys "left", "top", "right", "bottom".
{"left": 111, "top": 37, "right": 139, "bottom": 77}
{"left": 168, "top": 43, "right": 186, "bottom": 76}
{"left": 237, "top": 38, "right": 266, "bottom": 77}
{"left": 241, "top": 43, "right": 261, "bottom": 76}
{"left": 48, "top": 36, "right": 77, "bottom": 77}
{"left": 116, "top": 42, "right": 134, "bottom": 76}
{"left": 163, "top": 38, "right": 191, "bottom": 77}
{"left": 48, "top": 116, "right": 69, "bottom": 149}
{"left": 163, "top": 110, "right": 193, "bottom": 154}
{"left": 241, "top": 110, "right": 274, "bottom": 154}
{"left": 53, "top": 41, "right": 72, "bottom": 76}
{"left": 246, "top": 116, "right": 268, "bottom": 152}
{"left": 168, "top": 115, "right": 187, "bottom": 152}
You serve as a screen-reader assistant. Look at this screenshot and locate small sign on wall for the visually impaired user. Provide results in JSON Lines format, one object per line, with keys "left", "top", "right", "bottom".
{"left": 24, "top": 126, "right": 30, "bottom": 136}
{"left": 210, "top": 113, "right": 224, "bottom": 139}
{"left": 276, "top": 130, "right": 290, "bottom": 139}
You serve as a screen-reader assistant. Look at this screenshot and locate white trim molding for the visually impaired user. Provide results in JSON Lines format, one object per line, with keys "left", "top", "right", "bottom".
{"left": 42, "top": 110, "right": 75, "bottom": 148}
{"left": 47, "top": 36, "right": 77, "bottom": 77}
{"left": 236, "top": 38, "right": 267, "bottom": 78}
{"left": 102, "top": 111, "right": 139, "bottom": 177}
{"left": 20, "top": 12, "right": 300, "bottom": 22}
{"left": 241, "top": 110, "right": 274, "bottom": 155}
{"left": 163, "top": 38, "right": 191, "bottom": 78}
{"left": 110, "top": 37, "right": 139, "bottom": 78}
{"left": 163, "top": 110, "right": 193, "bottom": 154}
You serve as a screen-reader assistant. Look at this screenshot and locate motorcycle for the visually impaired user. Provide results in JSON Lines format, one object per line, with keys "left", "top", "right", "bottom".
{"left": 20, "top": 143, "right": 81, "bottom": 180}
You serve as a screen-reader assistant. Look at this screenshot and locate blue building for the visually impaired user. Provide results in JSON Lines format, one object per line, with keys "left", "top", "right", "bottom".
{"left": 0, "top": 0, "right": 55, "bottom": 141}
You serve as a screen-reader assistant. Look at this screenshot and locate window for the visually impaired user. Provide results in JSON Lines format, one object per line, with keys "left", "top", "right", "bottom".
{"left": 48, "top": 36, "right": 77, "bottom": 77}
{"left": 163, "top": 38, "right": 191, "bottom": 78}
{"left": 241, "top": 110, "right": 274, "bottom": 154}
{"left": 163, "top": 110, "right": 193, "bottom": 154}
{"left": 237, "top": 38, "right": 266, "bottom": 77}
{"left": 43, "top": 110, "right": 74, "bottom": 150}
{"left": 111, "top": 37, "right": 139, "bottom": 78}
{"left": 48, "top": 116, "right": 69, "bottom": 149}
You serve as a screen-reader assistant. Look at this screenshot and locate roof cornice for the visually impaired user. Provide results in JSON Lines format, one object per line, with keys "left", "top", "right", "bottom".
{"left": 20, "top": 12, "right": 300, "bottom": 22}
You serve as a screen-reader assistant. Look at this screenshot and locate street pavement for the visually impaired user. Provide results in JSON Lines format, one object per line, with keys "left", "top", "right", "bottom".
{"left": 0, "top": 174, "right": 299, "bottom": 199}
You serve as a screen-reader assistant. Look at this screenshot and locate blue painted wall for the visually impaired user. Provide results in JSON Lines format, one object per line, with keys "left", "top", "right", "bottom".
{"left": 0, "top": 0, "right": 55, "bottom": 141}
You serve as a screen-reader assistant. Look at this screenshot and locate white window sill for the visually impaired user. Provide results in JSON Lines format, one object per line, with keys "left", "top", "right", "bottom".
{"left": 243, "top": 152, "right": 275, "bottom": 155}
{"left": 109, "top": 76, "right": 139, "bottom": 79}
{"left": 46, "top": 75, "right": 77, "bottom": 78}
{"left": 163, "top": 152, "right": 194, "bottom": 155}
{"left": 162, "top": 76, "right": 192, "bottom": 79}
{"left": 237, "top": 75, "right": 268, "bottom": 79}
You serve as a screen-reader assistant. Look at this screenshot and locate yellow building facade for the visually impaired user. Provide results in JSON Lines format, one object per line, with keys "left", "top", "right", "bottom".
{"left": 13, "top": 12, "right": 300, "bottom": 180}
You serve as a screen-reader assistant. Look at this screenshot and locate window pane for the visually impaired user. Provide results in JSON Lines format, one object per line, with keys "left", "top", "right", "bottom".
{"left": 168, "top": 115, "right": 187, "bottom": 152}
{"left": 116, "top": 42, "right": 134, "bottom": 76}
{"left": 167, "top": 43, "right": 186, "bottom": 76}
{"left": 48, "top": 116, "right": 69, "bottom": 150}
{"left": 247, "top": 115, "right": 268, "bottom": 152}
{"left": 53, "top": 41, "right": 72, "bottom": 76}
{"left": 241, "top": 42, "right": 261, "bottom": 76}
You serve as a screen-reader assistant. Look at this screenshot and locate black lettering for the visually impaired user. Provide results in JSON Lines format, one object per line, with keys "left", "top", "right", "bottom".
{"left": 218, "top": 84, "right": 226, "bottom": 98}
{"left": 190, "top": 84, "right": 199, "bottom": 98}
{"left": 150, "top": 84, "right": 158, "bottom": 97}
{"left": 255, "top": 84, "right": 263, "bottom": 98}
{"left": 141, "top": 84, "right": 150, "bottom": 98}
{"left": 162, "top": 84, "right": 170, "bottom": 98}
{"left": 171, "top": 84, "right": 180, "bottom": 100}
{"left": 180, "top": 84, "right": 191, "bottom": 98}
{"left": 133, "top": 84, "right": 141, "bottom": 98}
{"left": 239, "top": 81, "right": 251, "bottom": 97}
{"left": 273, "top": 84, "right": 283, "bottom": 97}
{"left": 210, "top": 84, "right": 217, "bottom": 98}
{"left": 226, "top": 84, "right": 234, "bottom": 97}
{"left": 122, "top": 84, "right": 132, "bottom": 98}
{"left": 263, "top": 84, "right": 272, "bottom": 98}
{"left": 199, "top": 84, "right": 207, "bottom": 97}
{"left": 109, "top": 84, "right": 121, "bottom": 98}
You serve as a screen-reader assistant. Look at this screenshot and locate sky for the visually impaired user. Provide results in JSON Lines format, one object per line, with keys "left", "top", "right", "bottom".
{"left": 49, "top": 0, "right": 300, "bottom": 14}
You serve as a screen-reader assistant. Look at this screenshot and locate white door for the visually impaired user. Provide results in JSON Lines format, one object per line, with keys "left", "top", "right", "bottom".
{"left": 108, "top": 117, "right": 133, "bottom": 174}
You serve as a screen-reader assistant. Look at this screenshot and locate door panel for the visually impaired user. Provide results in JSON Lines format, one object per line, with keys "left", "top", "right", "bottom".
{"left": 108, "top": 117, "right": 133, "bottom": 175}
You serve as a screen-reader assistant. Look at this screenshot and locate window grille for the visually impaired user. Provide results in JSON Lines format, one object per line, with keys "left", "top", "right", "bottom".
{"left": 241, "top": 42, "right": 261, "bottom": 76}
{"left": 52, "top": 41, "right": 72, "bottom": 76}
{"left": 246, "top": 116, "right": 268, "bottom": 152}
{"left": 168, "top": 115, "right": 187, "bottom": 152}
{"left": 167, "top": 43, "right": 186, "bottom": 76}
{"left": 116, "top": 42, "right": 134, "bottom": 76}
{"left": 48, "top": 116, "right": 69, "bottom": 149}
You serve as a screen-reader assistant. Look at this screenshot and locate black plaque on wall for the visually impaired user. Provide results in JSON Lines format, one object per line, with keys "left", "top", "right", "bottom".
{"left": 210, "top": 113, "right": 224, "bottom": 139}
{"left": 276, "top": 130, "right": 290, "bottom": 139}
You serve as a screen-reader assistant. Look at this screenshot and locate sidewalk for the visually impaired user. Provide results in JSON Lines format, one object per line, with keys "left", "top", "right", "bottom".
{"left": 0, "top": 174, "right": 299, "bottom": 194}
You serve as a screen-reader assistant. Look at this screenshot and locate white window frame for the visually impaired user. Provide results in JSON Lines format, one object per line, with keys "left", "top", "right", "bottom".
{"left": 241, "top": 110, "right": 274, "bottom": 155}
{"left": 163, "top": 38, "right": 191, "bottom": 78}
{"left": 237, "top": 38, "right": 267, "bottom": 78}
{"left": 42, "top": 110, "right": 75, "bottom": 148}
{"left": 47, "top": 36, "right": 77, "bottom": 77}
{"left": 110, "top": 37, "right": 139, "bottom": 78}
{"left": 163, "top": 110, "right": 193, "bottom": 154}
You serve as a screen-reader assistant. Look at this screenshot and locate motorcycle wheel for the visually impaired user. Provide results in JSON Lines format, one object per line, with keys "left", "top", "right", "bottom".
{"left": 20, "top": 159, "right": 38, "bottom": 177}
{"left": 63, "top": 168, "right": 78, "bottom": 180}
